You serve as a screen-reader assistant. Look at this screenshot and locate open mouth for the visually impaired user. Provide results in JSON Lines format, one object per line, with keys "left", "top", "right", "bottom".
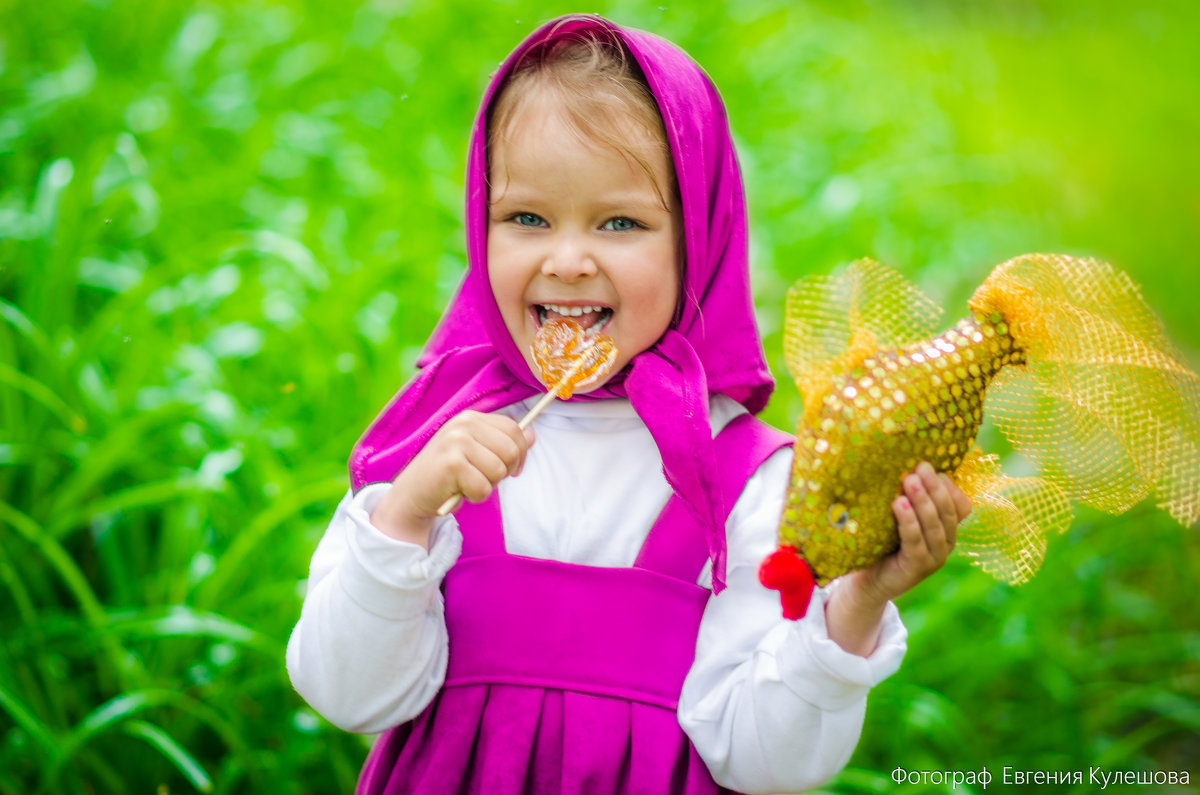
{"left": 534, "top": 303, "right": 614, "bottom": 337}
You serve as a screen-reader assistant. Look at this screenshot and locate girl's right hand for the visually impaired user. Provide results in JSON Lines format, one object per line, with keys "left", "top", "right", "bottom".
{"left": 369, "top": 411, "right": 535, "bottom": 547}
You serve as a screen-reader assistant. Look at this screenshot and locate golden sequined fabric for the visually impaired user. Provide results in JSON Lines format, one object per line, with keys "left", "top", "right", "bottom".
{"left": 778, "top": 255, "right": 1200, "bottom": 585}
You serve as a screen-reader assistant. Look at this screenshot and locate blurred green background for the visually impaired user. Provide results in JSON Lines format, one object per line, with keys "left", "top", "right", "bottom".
{"left": 2, "top": 0, "right": 1198, "bottom": 792}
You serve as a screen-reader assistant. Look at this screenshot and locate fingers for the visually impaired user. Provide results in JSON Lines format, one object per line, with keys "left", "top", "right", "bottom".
{"left": 901, "top": 465, "right": 944, "bottom": 561}
{"left": 920, "top": 464, "right": 958, "bottom": 542}
{"left": 377, "top": 411, "right": 534, "bottom": 534}
{"left": 898, "top": 462, "right": 962, "bottom": 563}
{"left": 949, "top": 476, "right": 973, "bottom": 523}
{"left": 871, "top": 463, "right": 972, "bottom": 601}
{"left": 437, "top": 411, "right": 532, "bottom": 504}
{"left": 451, "top": 446, "right": 506, "bottom": 503}
{"left": 892, "top": 493, "right": 932, "bottom": 567}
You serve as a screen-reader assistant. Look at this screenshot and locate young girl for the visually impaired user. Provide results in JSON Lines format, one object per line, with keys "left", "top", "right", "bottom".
{"left": 287, "top": 14, "right": 970, "bottom": 795}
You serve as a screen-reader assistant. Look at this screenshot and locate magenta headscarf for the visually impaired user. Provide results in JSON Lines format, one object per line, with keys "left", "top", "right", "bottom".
{"left": 350, "top": 14, "right": 773, "bottom": 591}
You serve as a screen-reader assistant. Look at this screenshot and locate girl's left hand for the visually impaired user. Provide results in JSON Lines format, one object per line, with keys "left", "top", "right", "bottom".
{"left": 825, "top": 462, "right": 971, "bottom": 657}
{"left": 850, "top": 461, "right": 973, "bottom": 605}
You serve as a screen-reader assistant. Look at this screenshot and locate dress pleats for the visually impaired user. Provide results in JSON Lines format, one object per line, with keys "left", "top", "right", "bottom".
{"left": 357, "top": 415, "right": 789, "bottom": 794}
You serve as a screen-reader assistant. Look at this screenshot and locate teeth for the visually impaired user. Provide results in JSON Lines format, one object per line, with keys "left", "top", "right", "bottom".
{"left": 585, "top": 312, "right": 612, "bottom": 337}
{"left": 542, "top": 303, "right": 606, "bottom": 317}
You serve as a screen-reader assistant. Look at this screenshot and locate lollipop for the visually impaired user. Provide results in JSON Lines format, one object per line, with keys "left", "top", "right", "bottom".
{"left": 436, "top": 318, "right": 617, "bottom": 515}
{"left": 532, "top": 317, "right": 619, "bottom": 398}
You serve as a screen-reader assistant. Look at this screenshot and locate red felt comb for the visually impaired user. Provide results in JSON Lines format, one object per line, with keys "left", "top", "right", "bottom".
{"left": 758, "top": 545, "right": 816, "bottom": 620}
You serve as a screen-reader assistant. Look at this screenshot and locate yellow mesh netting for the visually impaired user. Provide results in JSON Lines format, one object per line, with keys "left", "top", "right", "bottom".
{"left": 954, "top": 448, "right": 1073, "bottom": 584}
{"left": 785, "top": 259, "right": 943, "bottom": 423}
{"left": 777, "top": 254, "right": 1200, "bottom": 587}
{"left": 970, "top": 254, "right": 1200, "bottom": 527}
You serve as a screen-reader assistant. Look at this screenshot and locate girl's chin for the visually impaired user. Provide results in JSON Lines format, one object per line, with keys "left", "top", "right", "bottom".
{"left": 523, "top": 360, "right": 615, "bottom": 397}
{"left": 567, "top": 380, "right": 605, "bottom": 396}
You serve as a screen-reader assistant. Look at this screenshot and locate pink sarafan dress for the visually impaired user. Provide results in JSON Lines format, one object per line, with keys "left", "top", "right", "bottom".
{"left": 356, "top": 414, "right": 791, "bottom": 794}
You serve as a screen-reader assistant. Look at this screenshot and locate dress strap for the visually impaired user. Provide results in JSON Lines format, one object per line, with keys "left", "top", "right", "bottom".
{"left": 634, "top": 414, "right": 792, "bottom": 582}
{"left": 455, "top": 492, "right": 506, "bottom": 557}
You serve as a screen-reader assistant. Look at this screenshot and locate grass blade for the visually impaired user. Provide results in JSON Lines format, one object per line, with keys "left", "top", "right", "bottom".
{"left": 0, "top": 362, "right": 85, "bottom": 431}
{"left": 0, "top": 679, "right": 59, "bottom": 759}
{"left": 193, "top": 475, "right": 346, "bottom": 607}
{"left": 49, "top": 688, "right": 242, "bottom": 783}
{"left": 44, "top": 403, "right": 195, "bottom": 532}
{"left": 48, "top": 476, "right": 203, "bottom": 539}
{"left": 121, "top": 720, "right": 214, "bottom": 793}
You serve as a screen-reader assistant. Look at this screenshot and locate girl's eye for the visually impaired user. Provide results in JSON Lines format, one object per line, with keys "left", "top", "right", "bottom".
{"left": 514, "top": 213, "right": 546, "bottom": 227}
{"left": 602, "top": 217, "right": 638, "bottom": 231}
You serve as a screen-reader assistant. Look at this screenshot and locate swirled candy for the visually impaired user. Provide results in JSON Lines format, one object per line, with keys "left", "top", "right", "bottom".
{"left": 531, "top": 317, "right": 618, "bottom": 398}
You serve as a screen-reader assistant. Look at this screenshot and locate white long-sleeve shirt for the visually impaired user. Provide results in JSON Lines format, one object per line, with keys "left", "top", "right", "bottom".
{"left": 287, "top": 394, "right": 907, "bottom": 795}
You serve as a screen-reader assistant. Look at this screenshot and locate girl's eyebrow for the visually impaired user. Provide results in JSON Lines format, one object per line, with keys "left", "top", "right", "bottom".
{"left": 492, "top": 186, "right": 667, "bottom": 207}
{"left": 591, "top": 192, "right": 671, "bottom": 211}
{"left": 487, "top": 186, "right": 539, "bottom": 206}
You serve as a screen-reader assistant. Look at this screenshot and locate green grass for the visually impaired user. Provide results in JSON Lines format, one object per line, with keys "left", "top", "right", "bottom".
{"left": 2, "top": 0, "right": 1198, "bottom": 792}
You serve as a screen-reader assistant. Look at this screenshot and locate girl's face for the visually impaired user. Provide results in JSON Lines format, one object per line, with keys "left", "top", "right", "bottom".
{"left": 487, "top": 94, "right": 680, "bottom": 393}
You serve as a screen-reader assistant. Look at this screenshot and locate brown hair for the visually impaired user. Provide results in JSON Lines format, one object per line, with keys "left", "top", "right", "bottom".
{"left": 487, "top": 25, "right": 678, "bottom": 210}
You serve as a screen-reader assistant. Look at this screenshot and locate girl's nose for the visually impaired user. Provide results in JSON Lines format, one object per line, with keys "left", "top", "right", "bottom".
{"left": 541, "top": 235, "right": 597, "bottom": 282}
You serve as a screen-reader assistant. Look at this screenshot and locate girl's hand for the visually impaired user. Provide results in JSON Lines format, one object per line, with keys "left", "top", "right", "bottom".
{"left": 369, "top": 411, "right": 534, "bottom": 547}
{"left": 854, "top": 461, "right": 972, "bottom": 603}
{"left": 826, "top": 462, "right": 971, "bottom": 656}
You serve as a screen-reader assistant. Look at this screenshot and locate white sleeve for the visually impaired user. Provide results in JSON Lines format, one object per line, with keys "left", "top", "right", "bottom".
{"left": 678, "top": 449, "right": 908, "bottom": 795}
{"left": 285, "top": 484, "right": 462, "bottom": 734}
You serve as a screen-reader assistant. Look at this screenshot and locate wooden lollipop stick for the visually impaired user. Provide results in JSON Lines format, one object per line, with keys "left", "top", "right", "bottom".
{"left": 435, "top": 357, "right": 590, "bottom": 517}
